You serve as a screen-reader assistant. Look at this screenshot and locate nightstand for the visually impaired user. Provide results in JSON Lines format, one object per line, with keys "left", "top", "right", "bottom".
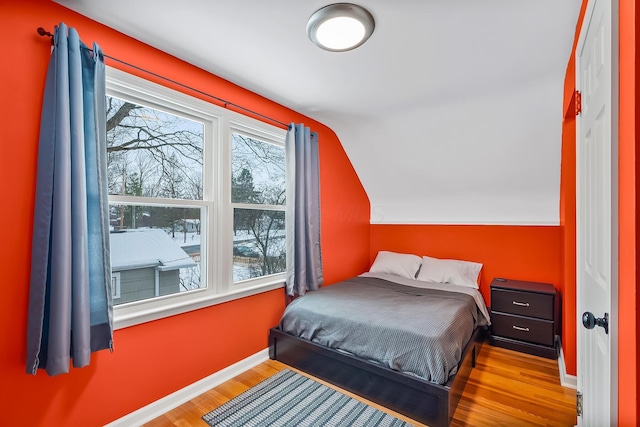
{"left": 489, "top": 278, "right": 559, "bottom": 359}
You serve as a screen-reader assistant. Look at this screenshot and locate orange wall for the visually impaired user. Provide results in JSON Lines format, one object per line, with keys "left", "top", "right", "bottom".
{"left": 617, "top": 0, "right": 637, "bottom": 424}
{"left": 370, "top": 225, "right": 562, "bottom": 303}
{"left": 559, "top": 93, "right": 577, "bottom": 376}
{"left": 636, "top": 0, "right": 640, "bottom": 419}
{"left": 0, "top": 1, "right": 370, "bottom": 426}
{"left": 559, "top": 0, "right": 588, "bottom": 379}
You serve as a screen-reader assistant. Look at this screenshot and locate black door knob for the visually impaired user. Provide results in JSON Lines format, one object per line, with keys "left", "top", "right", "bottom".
{"left": 582, "top": 311, "right": 609, "bottom": 334}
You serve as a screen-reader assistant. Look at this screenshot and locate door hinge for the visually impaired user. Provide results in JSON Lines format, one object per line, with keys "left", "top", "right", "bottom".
{"left": 577, "top": 391, "right": 583, "bottom": 416}
{"left": 575, "top": 90, "right": 582, "bottom": 116}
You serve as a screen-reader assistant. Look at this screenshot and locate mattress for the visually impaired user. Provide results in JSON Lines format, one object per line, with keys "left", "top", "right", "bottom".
{"left": 280, "top": 273, "right": 490, "bottom": 384}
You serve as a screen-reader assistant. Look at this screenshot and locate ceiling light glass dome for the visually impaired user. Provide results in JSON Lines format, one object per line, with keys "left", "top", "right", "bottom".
{"left": 307, "top": 3, "right": 375, "bottom": 52}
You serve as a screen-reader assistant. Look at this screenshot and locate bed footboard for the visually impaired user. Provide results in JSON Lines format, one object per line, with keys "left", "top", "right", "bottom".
{"left": 269, "top": 326, "right": 486, "bottom": 427}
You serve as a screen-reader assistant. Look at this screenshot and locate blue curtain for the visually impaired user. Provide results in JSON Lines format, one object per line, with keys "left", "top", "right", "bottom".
{"left": 285, "top": 124, "right": 323, "bottom": 296}
{"left": 27, "top": 23, "right": 113, "bottom": 376}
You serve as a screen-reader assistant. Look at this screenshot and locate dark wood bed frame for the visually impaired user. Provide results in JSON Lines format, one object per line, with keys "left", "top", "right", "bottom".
{"left": 269, "top": 325, "right": 487, "bottom": 427}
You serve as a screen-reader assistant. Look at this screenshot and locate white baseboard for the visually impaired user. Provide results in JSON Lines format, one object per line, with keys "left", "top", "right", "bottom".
{"left": 105, "top": 348, "right": 270, "bottom": 427}
{"left": 558, "top": 344, "right": 577, "bottom": 389}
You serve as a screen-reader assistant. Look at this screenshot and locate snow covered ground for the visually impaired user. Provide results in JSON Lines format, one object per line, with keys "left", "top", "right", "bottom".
{"left": 168, "top": 229, "right": 283, "bottom": 284}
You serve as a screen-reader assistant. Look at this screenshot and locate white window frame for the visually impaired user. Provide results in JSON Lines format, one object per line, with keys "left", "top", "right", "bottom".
{"left": 106, "top": 68, "right": 287, "bottom": 329}
{"left": 111, "top": 271, "right": 121, "bottom": 300}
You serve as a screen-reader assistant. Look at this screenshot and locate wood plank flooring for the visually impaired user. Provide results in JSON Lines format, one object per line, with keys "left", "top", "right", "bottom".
{"left": 144, "top": 344, "right": 576, "bottom": 427}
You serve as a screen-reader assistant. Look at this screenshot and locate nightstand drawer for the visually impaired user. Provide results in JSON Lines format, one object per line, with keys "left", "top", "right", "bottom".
{"left": 491, "top": 312, "right": 554, "bottom": 346}
{"left": 491, "top": 288, "right": 554, "bottom": 320}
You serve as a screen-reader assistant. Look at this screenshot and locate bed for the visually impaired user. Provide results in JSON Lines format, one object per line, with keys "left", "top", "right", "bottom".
{"left": 269, "top": 272, "right": 490, "bottom": 427}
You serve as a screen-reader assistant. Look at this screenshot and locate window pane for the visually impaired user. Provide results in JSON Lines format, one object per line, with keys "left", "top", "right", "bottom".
{"left": 107, "top": 96, "right": 204, "bottom": 200}
{"left": 233, "top": 208, "right": 285, "bottom": 282}
{"left": 231, "top": 133, "right": 285, "bottom": 205}
{"left": 109, "top": 204, "right": 203, "bottom": 305}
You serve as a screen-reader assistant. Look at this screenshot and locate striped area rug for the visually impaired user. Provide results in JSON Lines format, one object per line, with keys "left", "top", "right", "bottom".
{"left": 202, "top": 369, "right": 414, "bottom": 427}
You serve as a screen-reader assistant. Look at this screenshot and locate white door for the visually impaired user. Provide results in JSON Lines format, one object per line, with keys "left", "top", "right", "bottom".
{"left": 576, "top": 0, "right": 618, "bottom": 425}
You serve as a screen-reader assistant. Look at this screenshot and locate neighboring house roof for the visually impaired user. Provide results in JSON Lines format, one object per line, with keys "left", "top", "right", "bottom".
{"left": 110, "top": 229, "right": 197, "bottom": 272}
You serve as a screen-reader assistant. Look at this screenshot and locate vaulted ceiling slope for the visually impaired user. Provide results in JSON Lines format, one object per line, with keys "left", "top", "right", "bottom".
{"left": 56, "top": 0, "right": 582, "bottom": 225}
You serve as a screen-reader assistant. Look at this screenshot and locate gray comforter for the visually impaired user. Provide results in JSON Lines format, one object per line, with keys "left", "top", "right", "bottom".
{"left": 280, "top": 276, "right": 484, "bottom": 384}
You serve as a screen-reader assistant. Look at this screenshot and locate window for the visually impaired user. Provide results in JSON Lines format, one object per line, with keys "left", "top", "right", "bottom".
{"left": 106, "top": 68, "right": 287, "bottom": 328}
{"left": 231, "top": 132, "right": 286, "bottom": 282}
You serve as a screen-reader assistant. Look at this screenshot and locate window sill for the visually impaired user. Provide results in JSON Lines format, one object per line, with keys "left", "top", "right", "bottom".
{"left": 113, "top": 280, "right": 285, "bottom": 330}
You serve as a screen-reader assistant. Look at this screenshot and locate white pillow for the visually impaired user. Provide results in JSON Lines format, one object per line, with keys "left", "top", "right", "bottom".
{"left": 416, "top": 255, "right": 482, "bottom": 289}
{"left": 369, "top": 251, "right": 422, "bottom": 279}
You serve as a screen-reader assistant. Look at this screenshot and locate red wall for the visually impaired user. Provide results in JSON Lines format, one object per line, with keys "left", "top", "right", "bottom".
{"left": 370, "top": 225, "right": 562, "bottom": 302}
{"left": 0, "top": 1, "right": 370, "bottom": 426}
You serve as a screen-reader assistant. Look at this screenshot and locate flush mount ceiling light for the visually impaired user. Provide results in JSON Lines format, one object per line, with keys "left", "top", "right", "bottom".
{"left": 307, "top": 3, "right": 375, "bottom": 52}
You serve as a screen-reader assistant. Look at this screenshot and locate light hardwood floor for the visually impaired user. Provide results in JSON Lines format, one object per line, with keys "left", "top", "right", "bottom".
{"left": 144, "top": 344, "right": 577, "bottom": 427}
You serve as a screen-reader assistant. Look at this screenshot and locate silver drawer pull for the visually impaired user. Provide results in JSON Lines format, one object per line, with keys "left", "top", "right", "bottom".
{"left": 512, "top": 301, "right": 530, "bottom": 307}
{"left": 512, "top": 325, "right": 530, "bottom": 332}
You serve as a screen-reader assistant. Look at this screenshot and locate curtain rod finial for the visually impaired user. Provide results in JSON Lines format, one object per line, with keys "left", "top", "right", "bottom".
{"left": 37, "top": 27, "right": 54, "bottom": 45}
{"left": 37, "top": 27, "right": 53, "bottom": 37}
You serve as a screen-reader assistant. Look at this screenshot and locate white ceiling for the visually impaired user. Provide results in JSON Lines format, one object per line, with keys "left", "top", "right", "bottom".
{"left": 56, "top": 0, "right": 582, "bottom": 224}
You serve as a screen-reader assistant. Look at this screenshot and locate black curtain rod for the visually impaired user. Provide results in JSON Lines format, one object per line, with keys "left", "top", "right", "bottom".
{"left": 37, "top": 27, "right": 291, "bottom": 130}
